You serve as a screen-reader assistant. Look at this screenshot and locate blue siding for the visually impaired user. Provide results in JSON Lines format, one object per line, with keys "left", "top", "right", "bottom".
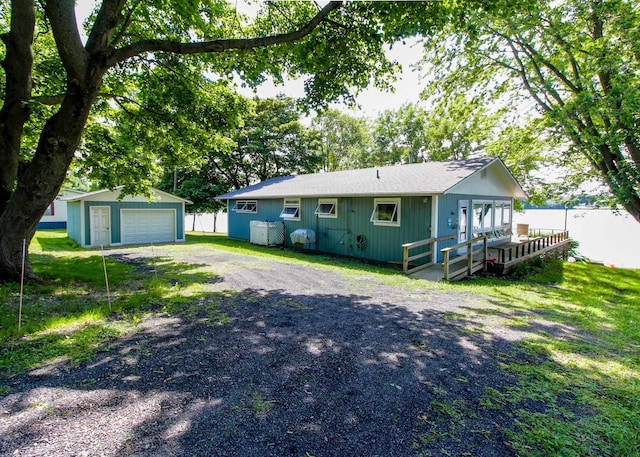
{"left": 227, "top": 199, "right": 282, "bottom": 240}
{"left": 228, "top": 196, "right": 433, "bottom": 264}
{"left": 83, "top": 201, "right": 185, "bottom": 246}
{"left": 228, "top": 194, "right": 516, "bottom": 265}
{"left": 37, "top": 221, "right": 67, "bottom": 229}
{"left": 66, "top": 201, "right": 82, "bottom": 245}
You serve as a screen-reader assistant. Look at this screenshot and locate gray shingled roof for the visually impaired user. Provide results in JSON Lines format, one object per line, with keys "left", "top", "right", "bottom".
{"left": 217, "top": 157, "right": 511, "bottom": 199}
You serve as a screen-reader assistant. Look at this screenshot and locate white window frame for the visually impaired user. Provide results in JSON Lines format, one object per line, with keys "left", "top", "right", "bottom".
{"left": 314, "top": 198, "right": 338, "bottom": 218}
{"left": 472, "top": 199, "right": 512, "bottom": 238}
{"left": 370, "top": 198, "right": 401, "bottom": 227}
{"left": 234, "top": 200, "right": 257, "bottom": 214}
{"left": 280, "top": 198, "right": 301, "bottom": 221}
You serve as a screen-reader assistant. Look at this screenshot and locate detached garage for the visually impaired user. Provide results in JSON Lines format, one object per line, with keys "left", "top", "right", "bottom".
{"left": 65, "top": 187, "right": 191, "bottom": 248}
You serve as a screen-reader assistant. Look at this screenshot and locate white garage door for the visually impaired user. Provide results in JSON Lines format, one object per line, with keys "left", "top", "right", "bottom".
{"left": 121, "top": 209, "right": 175, "bottom": 245}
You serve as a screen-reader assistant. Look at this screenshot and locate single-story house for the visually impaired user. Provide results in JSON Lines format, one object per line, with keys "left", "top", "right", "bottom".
{"left": 216, "top": 157, "right": 528, "bottom": 265}
{"left": 37, "top": 189, "right": 85, "bottom": 229}
{"left": 65, "top": 187, "right": 191, "bottom": 248}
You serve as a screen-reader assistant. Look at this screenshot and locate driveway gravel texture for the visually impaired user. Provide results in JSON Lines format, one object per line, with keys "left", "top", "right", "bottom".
{"left": 1, "top": 243, "right": 546, "bottom": 456}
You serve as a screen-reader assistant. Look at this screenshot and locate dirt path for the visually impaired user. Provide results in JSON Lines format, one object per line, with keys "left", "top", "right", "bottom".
{"left": 1, "top": 245, "right": 525, "bottom": 457}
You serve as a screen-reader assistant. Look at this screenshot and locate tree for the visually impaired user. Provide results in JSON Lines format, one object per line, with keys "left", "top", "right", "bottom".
{"left": 371, "top": 104, "right": 427, "bottom": 165}
{"left": 420, "top": 0, "right": 640, "bottom": 222}
{"left": 368, "top": 98, "right": 500, "bottom": 165}
{"left": 79, "top": 60, "right": 247, "bottom": 194}
{"left": 421, "top": 94, "right": 500, "bottom": 161}
{"left": 1, "top": 0, "right": 452, "bottom": 282}
{"left": 208, "top": 96, "right": 322, "bottom": 188}
{"left": 312, "top": 109, "right": 372, "bottom": 171}
{"left": 156, "top": 96, "right": 319, "bottom": 231}
{"left": 157, "top": 172, "right": 229, "bottom": 232}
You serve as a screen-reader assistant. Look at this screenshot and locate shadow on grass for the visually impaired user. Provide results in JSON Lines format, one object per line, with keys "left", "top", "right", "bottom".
{"left": 0, "top": 250, "right": 223, "bottom": 371}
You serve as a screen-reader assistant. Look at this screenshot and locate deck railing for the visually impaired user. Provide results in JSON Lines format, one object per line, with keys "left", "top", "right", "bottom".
{"left": 402, "top": 235, "right": 455, "bottom": 274}
{"left": 494, "top": 230, "right": 570, "bottom": 266}
{"left": 441, "top": 236, "right": 488, "bottom": 280}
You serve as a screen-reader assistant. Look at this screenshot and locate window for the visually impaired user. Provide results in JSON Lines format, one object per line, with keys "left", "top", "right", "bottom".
{"left": 472, "top": 203, "right": 484, "bottom": 232}
{"left": 501, "top": 203, "right": 512, "bottom": 226}
{"left": 234, "top": 200, "right": 257, "bottom": 213}
{"left": 494, "top": 201, "right": 511, "bottom": 228}
{"left": 314, "top": 198, "right": 337, "bottom": 218}
{"left": 280, "top": 198, "right": 300, "bottom": 220}
{"left": 371, "top": 198, "right": 401, "bottom": 227}
{"left": 472, "top": 200, "right": 512, "bottom": 237}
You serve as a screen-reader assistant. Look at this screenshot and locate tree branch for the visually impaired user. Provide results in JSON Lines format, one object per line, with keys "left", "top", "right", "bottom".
{"left": 109, "top": 0, "right": 141, "bottom": 48}
{"left": 85, "top": 0, "right": 127, "bottom": 54}
{"left": 498, "top": 25, "right": 581, "bottom": 95}
{"left": 505, "top": 38, "right": 553, "bottom": 113}
{"left": 513, "top": 38, "right": 566, "bottom": 108}
{"left": 106, "top": 1, "right": 343, "bottom": 67}
{"left": 43, "top": 0, "right": 88, "bottom": 82}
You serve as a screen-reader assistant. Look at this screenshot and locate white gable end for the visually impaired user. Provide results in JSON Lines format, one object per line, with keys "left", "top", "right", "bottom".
{"left": 446, "top": 161, "right": 527, "bottom": 198}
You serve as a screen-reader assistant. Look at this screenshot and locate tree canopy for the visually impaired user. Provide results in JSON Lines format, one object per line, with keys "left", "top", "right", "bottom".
{"left": 419, "top": 0, "right": 640, "bottom": 221}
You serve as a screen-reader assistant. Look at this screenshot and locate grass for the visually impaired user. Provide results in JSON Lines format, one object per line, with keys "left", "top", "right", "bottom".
{"left": 460, "top": 261, "right": 640, "bottom": 456}
{"left": 1, "top": 230, "right": 639, "bottom": 456}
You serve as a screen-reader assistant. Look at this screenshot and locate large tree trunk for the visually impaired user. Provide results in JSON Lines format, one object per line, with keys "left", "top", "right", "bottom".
{"left": 0, "top": 0, "right": 35, "bottom": 217}
{"left": 0, "top": 80, "right": 102, "bottom": 282}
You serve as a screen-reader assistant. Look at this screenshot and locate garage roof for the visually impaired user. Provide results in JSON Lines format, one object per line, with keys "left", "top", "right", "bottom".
{"left": 63, "top": 186, "right": 193, "bottom": 204}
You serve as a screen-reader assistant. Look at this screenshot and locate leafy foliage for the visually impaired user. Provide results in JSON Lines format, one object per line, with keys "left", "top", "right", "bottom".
{"left": 418, "top": 0, "right": 640, "bottom": 221}
{"left": 156, "top": 96, "right": 320, "bottom": 216}
{"left": 312, "top": 109, "right": 372, "bottom": 171}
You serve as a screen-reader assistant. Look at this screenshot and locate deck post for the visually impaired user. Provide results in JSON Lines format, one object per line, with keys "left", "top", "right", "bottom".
{"left": 443, "top": 250, "right": 451, "bottom": 280}
{"left": 483, "top": 237, "right": 488, "bottom": 272}
{"left": 402, "top": 245, "right": 409, "bottom": 273}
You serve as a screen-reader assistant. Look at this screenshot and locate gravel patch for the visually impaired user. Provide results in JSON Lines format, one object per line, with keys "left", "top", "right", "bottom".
{"left": 0, "top": 245, "right": 532, "bottom": 457}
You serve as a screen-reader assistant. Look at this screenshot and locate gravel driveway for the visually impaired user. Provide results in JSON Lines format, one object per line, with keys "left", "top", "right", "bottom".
{"left": 1, "top": 243, "right": 527, "bottom": 456}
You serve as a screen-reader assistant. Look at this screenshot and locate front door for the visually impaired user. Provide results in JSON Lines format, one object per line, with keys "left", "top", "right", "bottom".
{"left": 458, "top": 200, "right": 468, "bottom": 253}
{"left": 90, "top": 206, "right": 110, "bottom": 247}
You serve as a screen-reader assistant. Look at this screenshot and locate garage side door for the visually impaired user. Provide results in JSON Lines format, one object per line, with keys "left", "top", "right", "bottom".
{"left": 121, "top": 209, "right": 175, "bottom": 245}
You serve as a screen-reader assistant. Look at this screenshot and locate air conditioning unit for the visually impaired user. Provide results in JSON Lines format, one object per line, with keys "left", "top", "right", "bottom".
{"left": 250, "top": 221, "right": 285, "bottom": 246}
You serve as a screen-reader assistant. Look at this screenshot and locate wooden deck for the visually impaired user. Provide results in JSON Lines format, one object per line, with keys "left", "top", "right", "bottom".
{"left": 488, "top": 230, "right": 571, "bottom": 275}
{"left": 406, "top": 230, "right": 571, "bottom": 281}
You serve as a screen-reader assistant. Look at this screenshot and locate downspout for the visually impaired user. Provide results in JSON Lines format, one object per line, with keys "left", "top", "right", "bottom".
{"left": 431, "top": 195, "right": 439, "bottom": 264}
{"left": 315, "top": 199, "right": 320, "bottom": 252}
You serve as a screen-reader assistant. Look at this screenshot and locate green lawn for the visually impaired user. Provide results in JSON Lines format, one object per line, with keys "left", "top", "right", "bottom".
{"left": 1, "top": 230, "right": 638, "bottom": 456}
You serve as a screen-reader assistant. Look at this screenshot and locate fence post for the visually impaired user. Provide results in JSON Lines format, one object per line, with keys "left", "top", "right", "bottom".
{"left": 483, "top": 237, "right": 488, "bottom": 272}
